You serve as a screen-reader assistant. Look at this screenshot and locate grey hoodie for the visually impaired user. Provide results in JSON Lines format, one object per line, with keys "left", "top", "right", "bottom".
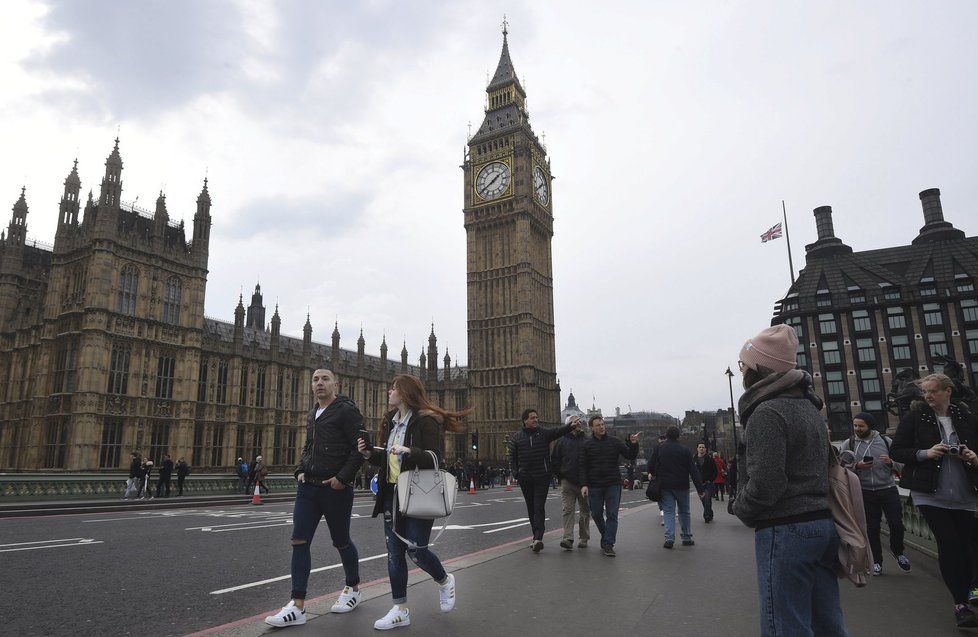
{"left": 840, "top": 432, "right": 900, "bottom": 491}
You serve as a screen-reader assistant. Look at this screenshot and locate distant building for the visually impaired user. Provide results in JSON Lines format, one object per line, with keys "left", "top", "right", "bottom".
{"left": 560, "top": 390, "right": 586, "bottom": 425}
{"left": 770, "top": 188, "right": 977, "bottom": 439}
{"left": 604, "top": 409, "right": 677, "bottom": 460}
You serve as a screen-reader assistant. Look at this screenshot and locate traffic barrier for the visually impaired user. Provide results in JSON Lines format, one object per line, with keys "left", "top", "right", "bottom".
{"left": 469, "top": 479, "right": 476, "bottom": 494}
{"left": 506, "top": 477, "right": 512, "bottom": 491}
{"left": 251, "top": 482, "right": 262, "bottom": 505}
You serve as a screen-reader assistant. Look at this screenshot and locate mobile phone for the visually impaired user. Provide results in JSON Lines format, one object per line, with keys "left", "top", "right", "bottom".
{"left": 357, "top": 429, "right": 371, "bottom": 447}
{"left": 863, "top": 456, "right": 874, "bottom": 464}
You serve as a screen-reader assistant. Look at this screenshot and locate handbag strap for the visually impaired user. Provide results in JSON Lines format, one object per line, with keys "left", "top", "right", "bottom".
{"left": 392, "top": 450, "right": 451, "bottom": 550}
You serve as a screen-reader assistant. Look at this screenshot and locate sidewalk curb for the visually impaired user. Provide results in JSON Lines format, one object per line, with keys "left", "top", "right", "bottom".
{"left": 188, "top": 500, "right": 656, "bottom": 637}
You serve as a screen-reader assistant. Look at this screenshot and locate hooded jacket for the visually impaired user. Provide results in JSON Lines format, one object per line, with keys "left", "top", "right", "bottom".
{"left": 296, "top": 395, "right": 365, "bottom": 486}
{"left": 365, "top": 409, "right": 444, "bottom": 518}
{"left": 840, "top": 431, "right": 900, "bottom": 491}
{"left": 508, "top": 422, "right": 573, "bottom": 480}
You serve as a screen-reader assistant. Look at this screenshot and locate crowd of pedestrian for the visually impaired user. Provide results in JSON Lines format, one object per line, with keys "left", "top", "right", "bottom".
{"left": 123, "top": 452, "right": 190, "bottom": 500}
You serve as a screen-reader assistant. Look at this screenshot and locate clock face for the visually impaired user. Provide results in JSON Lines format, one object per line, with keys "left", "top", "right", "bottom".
{"left": 533, "top": 166, "right": 549, "bottom": 205}
{"left": 475, "top": 161, "right": 512, "bottom": 200}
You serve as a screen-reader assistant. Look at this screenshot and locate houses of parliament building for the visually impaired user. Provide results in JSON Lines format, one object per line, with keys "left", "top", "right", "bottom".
{"left": 0, "top": 29, "right": 560, "bottom": 471}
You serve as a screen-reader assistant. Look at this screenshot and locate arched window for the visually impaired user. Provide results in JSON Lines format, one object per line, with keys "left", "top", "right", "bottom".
{"left": 163, "top": 277, "right": 182, "bottom": 324}
{"left": 116, "top": 265, "right": 138, "bottom": 315}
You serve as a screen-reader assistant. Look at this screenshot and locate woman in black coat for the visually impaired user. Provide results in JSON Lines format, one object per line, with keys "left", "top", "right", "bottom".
{"left": 890, "top": 373, "right": 978, "bottom": 628}
{"left": 357, "top": 374, "right": 469, "bottom": 630}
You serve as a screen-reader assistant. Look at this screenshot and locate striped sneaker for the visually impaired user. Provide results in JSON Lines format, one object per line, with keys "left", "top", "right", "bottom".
{"left": 265, "top": 601, "right": 306, "bottom": 627}
{"left": 330, "top": 586, "right": 361, "bottom": 613}
{"left": 438, "top": 573, "right": 456, "bottom": 612}
{"left": 374, "top": 606, "right": 410, "bottom": 630}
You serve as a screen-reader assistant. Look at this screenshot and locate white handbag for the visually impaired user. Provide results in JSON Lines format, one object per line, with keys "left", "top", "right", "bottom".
{"left": 392, "top": 450, "right": 457, "bottom": 549}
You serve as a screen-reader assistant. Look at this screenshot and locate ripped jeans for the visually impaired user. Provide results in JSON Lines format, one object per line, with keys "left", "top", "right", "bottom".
{"left": 383, "top": 490, "right": 447, "bottom": 603}
{"left": 290, "top": 481, "right": 360, "bottom": 600}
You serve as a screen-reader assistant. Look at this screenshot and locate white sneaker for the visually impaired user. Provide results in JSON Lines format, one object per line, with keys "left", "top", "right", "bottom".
{"left": 438, "top": 573, "right": 456, "bottom": 612}
{"left": 331, "top": 586, "right": 361, "bottom": 613}
{"left": 374, "top": 606, "right": 410, "bottom": 630}
{"left": 265, "top": 601, "right": 307, "bottom": 627}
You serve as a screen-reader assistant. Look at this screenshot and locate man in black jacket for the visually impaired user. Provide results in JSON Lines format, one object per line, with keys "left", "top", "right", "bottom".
{"left": 649, "top": 426, "right": 705, "bottom": 549}
{"left": 580, "top": 416, "right": 638, "bottom": 557}
{"left": 552, "top": 415, "right": 591, "bottom": 550}
{"left": 265, "top": 369, "right": 366, "bottom": 629}
{"left": 695, "top": 443, "right": 717, "bottom": 523}
{"left": 123, "top": 451, "right": 142, "bottom": 500}
{"left": 508, "top": 408, "right": 576, "bottom": 552}
{"left": 156, "top": 454, "right": 174, "bottom": 498}
{"left": 175, "top": 458, "right": 190, "bottom": 495}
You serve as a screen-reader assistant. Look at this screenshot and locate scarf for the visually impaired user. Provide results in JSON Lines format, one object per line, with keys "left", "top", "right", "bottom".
{"left": 738, "top": 369, "right": 824, "bottom": 427}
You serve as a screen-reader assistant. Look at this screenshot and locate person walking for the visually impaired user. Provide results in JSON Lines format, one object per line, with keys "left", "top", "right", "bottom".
{"left": 264, "top": 368, "right": 367, "bottom": 629}
{"left": 732, "top": 324, "right": 847, "bottom": 637}
{"left": 649, "top": 426, "right": 704, "bottom": 548}
{"left": 580, "top": 416, "right": 638, "bottom": 557}
{"left": 138, "top": 459, "right": 154, "bottom": 500}
{"left": 713, "top": 452, "right": 727, "bottom": 501}
{"left": 237, "top": 457, "right": 249, "bottom": 493}
{"left": 727, "top": 453, "right": 739, "bottom": 500}
{"left": 551, "top": 415, "right": 591, "bottom": 550}
{"left": 891, "top": 373, "right": 978, "bottom": 628}
{"left": 175, "top": 457, "right": 190, "bottom": 496}
{"left": 123, "top": 451, "right": 142, "bottom": 499}
{"left": 508, "top": 409, "right": 577, "bottom": 552}
{"left": 255, "top": 455, "right": 270, "bottom": 494}
{"left": 840, "top": 412, "right": 911, "bottom": 577}
{"left": 357, "top": 374, "right": 470, "bottom": 630}
{"left": 155, "top": 454, "right": 173, "bottom": 498}
{"left": 695, "top": 443, "right": 717, "bottom": 523}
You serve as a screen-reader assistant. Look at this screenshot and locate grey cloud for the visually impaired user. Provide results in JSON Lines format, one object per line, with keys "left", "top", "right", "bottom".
{"left": 221, "top": 189, "right": 370, "bottom": 240}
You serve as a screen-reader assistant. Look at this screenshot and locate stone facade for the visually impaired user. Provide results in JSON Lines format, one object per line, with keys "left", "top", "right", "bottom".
{"left": 770, "top": 189, "right": 978, "bottom": 438}
{"left": 463, "top": 28, "right": 561, "bottom": 462}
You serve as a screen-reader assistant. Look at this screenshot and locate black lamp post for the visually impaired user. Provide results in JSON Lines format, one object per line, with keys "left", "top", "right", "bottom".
{"left": 725, "top": 367, "right": 739, "bottom": 454}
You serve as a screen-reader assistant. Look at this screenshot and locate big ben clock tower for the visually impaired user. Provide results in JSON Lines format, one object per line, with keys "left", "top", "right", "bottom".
{"left": 463, "top": 23, "right": 560, "bottom": 461}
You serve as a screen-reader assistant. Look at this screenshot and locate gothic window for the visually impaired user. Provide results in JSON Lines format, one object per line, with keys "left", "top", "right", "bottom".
{"left": 197, "top": 358, "right": 208, "bottom": 402}
{"left": 43, "top": 418, "right": 69, "bottom": 469}
{"left": 156, "top": 352, "right": 176, "bottom": 399}
{"left": 286, "top": 429, "right": 298, "bottom": 465}
{"left": 192, "top": 422, "right": 204, "bottom": 466}
{"left": 251, "top": 427, "right": 262, "bottom": 458}
{"left": 235, "top": 425, "right": 246, "bottom": 462}
{"left": 217, "top": 360, "right": 229, "bottom": 404}
{"left": 162, "top": 277, "right": 182, "bottom": 325}
{"left": 255, "top": 367, "right": 266, "bottom": 408}
{"left": 117, "top": 265, "right": 138, "bottom": 315}
{"left": 290, "top": 375, "right": 300, "bottom": 411}
{"left": 276, "top": 371, "right": 284, "bottom": 409}
{"left": 52, "top": 339, "right": 78, "bottom": 394}
{"left": 210, "top": 425, "right": 225, "bottom": 467}
{"left": 99, "top": 418, "right": 124, "bottom": 469}
{"left": 149, "top": 422, "right": 170, "bottom": 461}
{"left": 240, "top": 366, "right": 249, "bottom": 406}
{"left": 273, "top": 426, "right": 285, "bottom": 465}
{"left": 107, "top": 343, "right": 131, "bottom": 395}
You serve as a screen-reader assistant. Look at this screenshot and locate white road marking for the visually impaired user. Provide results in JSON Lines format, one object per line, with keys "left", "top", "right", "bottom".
{"left": 483, "top": 517, "right": 549, "bottom": 534}
{"left": 0, "top": 538, "right": 103, "bottom": 552}
{"left": 211, "top": 552, "right": 388, "bottom": 595}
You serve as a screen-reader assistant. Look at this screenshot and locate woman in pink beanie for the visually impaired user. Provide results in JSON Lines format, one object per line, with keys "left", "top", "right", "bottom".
{"left": 732, "top": 324, "right": 848, "bottom": 636}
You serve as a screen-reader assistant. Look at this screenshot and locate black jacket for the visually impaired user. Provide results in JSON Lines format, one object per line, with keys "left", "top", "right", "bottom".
{"left": 649, "top": 440, "right": 704, "bottom": 492}
{"left": 296, "top": 395, "right": 365, "bottom": 485}
{"left": 366, "top": 410, "right": 444, "bottom": 518}
{"left": 508, "top": 423, "right": 573, "bottom": 480}
{"left": 128, "top": 456, "right": 141, "bottom": 479}
{"left": 890, "top": 403, "right": 978, "bottom": 494}
{"left": 176, "top": 461, "right": 190, "bottom": 478}
{"left": 579, "top": 433, "right": 638, "bottom": 487}
{"left": 552, "top": 431, "right": 588, "bottom": 486}
{"left": 159, "top": 458, "right": 174, "bottom": 478}
{"left": 695, "top": 454, "right": 718, "bottom": 483}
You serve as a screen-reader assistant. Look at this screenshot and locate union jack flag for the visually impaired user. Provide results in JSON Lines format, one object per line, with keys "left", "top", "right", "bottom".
{"left": 761, "top": 222, "right": 783, "bottom": 243}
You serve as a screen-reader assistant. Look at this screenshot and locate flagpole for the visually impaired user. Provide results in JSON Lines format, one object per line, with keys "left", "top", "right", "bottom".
{"left": 782, "top": 200, "right": 795, "bottom": 284}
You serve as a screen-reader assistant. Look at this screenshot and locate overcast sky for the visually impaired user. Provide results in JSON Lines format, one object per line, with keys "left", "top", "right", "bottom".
{"left": 3, "top": 1, "right": 977, "bottom": 419}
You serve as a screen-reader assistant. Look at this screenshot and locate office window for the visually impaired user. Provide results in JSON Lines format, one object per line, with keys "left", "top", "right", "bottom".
{"left": 817, "top": 290, "right": 832, "bottom": 308}
{"left": 920, "top": 277, "right": 937, "bottom": 297}
{"left": 860, "top": 368, "right": 881, "bottom": 395}
{"left": 848, "top": 286, "right": 865, "bottom": 304}
{"left": 785, "top": 316, "right": 803, "bottom": 339}
{"left": 156, "top": 352, "right": 176, "bottom": 399}
{"left": 826, "top": 371, "right": 846, "bottom": 396}
{"left": 968, "top": 330, "right": 978, "bottom": 356}
{"left": 107, "top": 343, "right": 131, "bottom": 395}
{"left": 923, "top": 303, "right": 943, "bottom": 327}
{"left": 162, "top": 277, "right": 182, "bottom": 325}
{"left": 117, "top": 265, "right": 138, "bottom": 315}
{"left": 880, "top": 282, "right": 900, "bottom": 301}
{"left": 852, "top": 310, "right": 872, "bottom": 333}
{"left": 856, "top": 338, "right": 876, "bottom": 363}
{"left": 819, "top": 314, "right": 837, "bottom": 335}
{"left": 864, "top": 400, "right": 883, "bottom": 412}
{"left": 217, "top": 360, "right": 229, "bottom": 404}
{"left": 929, "top": 333, "right": 948, "bottom": 357}
{"left": 823, "top": 340, "right": 841, "bottom": 365}
{"left": 891, "top": 334, "right": 912, "bottom": 361}
{"left": 957, "top": 277, "right": 975, "bottom": 293}
{"left": 887, "top": 307, "right": 907, "bottom": 330}
{"left": 98, "top": 418, "right": 124, "bottom": 469}
{"left": 962, "top": 299, "right": 978, "bottom": 323}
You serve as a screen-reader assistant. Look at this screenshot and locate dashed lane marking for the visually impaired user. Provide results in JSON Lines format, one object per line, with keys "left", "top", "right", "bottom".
{"left": 0, "top": 537, "right": 103, "bottom": 552}
{"left": 210, "top": 552, "right": 388, "bottom": 595}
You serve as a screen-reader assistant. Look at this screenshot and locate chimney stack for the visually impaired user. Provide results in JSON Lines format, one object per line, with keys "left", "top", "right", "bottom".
{"left": 912, "top": 187, "right": 964, "bottom": 245}
{"left": 813, "top": 206, "right": 836, "bottom": 240}
{"left": 919, "top": 188, "right": 944, "bottom": 225}
{"left": 804, "top": 205, "right": 852, "bottom": 260}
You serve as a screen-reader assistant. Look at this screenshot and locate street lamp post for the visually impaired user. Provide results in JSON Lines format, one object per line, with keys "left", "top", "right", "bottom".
{"left": 725, "top": 367, "right": 739, "bottom": 455}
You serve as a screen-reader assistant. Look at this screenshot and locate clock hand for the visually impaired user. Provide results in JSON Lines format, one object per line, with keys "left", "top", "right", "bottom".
{"left": 488, "top": 173, "right": 502, "bottom": 189}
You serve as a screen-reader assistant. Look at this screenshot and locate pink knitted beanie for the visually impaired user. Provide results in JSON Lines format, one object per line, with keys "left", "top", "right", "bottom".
{"left": 739, "top": 325, "right": 798, "bottom": 373}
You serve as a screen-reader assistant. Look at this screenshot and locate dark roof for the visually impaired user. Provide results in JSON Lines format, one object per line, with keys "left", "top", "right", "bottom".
{"left": 487, "top": 33, "right": 525, "bottom": 94}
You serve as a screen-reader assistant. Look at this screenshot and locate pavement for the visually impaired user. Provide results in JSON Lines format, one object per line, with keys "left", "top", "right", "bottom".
{"left": 192, "top": 494, "right": 967, "bottom": 637}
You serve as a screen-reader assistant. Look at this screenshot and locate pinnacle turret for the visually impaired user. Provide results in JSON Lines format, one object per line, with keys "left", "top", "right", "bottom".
{"left": 8, "top": 187, "right": 28, "bottom": 246}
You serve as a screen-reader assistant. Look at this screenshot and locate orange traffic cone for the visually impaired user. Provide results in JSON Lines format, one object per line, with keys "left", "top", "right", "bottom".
{"left": 251, "top": 482, "right": 263, "bottom": 505}
{"left": 505, "top": 477, "right": 513, "bottom": 492}
{"left": 469, "top": 479, "right": 476, "bottom": 494}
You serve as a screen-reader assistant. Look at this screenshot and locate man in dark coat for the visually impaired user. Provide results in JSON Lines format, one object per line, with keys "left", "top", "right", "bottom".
{"left": 552, "top": 415, "right": 591, "bottom": 550}
{"left": 175, "top": 458, "right": 190, "bottom": 496}
{"left": 649, "top": 426, "right": 704, "bottom": 548}
{"left": 695, "top": 443, "right": 718, "bottom": 522}
{"left": 580, "top": 416, "right": 638, "bottom": 557}
{"left": 156, "top": 454, "right": 174, "bottom": 498}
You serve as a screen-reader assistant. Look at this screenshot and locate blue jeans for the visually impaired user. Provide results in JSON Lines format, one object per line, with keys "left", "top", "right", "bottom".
{"left": 660, "top": 489, "right": 692, "bottom": 542}
{"left": 587, "top": 484, "right": 622, "bottom": 548}
{"left": 383, "top": 491, "right": 447, "bottom": 603}
{"left": 290, "top": 481, "right": 360, "bottom": 599}
{"left": 754, "top": 518, "right": 848, "bottom": 637}
{"left": 700, "top": 483, "right": 714, "bottom": 521}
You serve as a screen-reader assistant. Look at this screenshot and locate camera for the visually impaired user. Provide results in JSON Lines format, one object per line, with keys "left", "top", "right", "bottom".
{"left": 949, "top": 445, "right": 961, "bottom": 456}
